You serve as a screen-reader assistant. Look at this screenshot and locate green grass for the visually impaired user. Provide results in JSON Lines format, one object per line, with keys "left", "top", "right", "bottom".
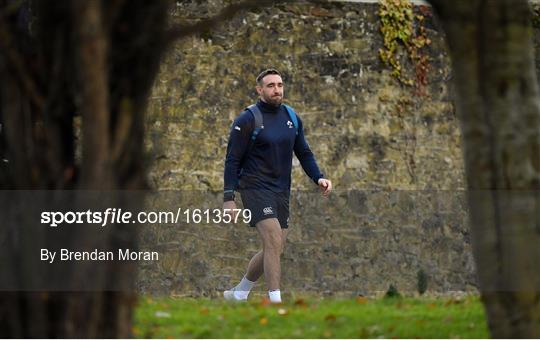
{"left": 134, "top": 295, "right": 489, "bottom": 338}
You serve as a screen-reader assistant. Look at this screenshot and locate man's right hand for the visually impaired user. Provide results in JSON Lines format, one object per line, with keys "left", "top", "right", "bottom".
{"left": 223, "top": 200, "right": 239, "bottom": 221}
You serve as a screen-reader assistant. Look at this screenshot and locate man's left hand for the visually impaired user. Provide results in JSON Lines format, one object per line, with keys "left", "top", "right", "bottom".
{"left": 317, "top": 178, "right": 333, "bottom": 197}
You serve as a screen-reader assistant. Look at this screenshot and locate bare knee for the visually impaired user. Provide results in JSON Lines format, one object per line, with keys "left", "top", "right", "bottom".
{"left": 257, "top": 219, "right": 282, "bottom": 253}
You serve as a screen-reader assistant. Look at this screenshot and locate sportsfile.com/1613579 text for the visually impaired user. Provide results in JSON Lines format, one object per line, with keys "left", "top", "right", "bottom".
{"left": 40, "top": 208, "right": 252, "bottom": 227}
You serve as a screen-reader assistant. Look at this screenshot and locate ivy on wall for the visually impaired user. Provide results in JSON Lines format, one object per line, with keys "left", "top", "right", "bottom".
{"left": 378, "top": 0, "right": 431, "bottom": 95}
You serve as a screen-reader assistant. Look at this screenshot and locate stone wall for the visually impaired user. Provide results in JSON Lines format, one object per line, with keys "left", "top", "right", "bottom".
{"left": 139, "top": 1, "right": 475, "bottom": 296}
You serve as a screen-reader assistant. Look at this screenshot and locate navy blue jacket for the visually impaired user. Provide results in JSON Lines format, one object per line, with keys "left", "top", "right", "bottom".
{"left": 224, "top": 100, "right": 323, "bottom": 200}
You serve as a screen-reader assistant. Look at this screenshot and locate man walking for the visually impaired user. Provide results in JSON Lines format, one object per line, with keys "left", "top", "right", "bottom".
{"left": 223, "top": 69, "right": 332, "bottom": 303}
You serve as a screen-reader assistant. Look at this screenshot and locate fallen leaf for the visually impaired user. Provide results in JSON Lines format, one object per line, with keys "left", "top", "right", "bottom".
{"left": 154, "top": 311, "right": 171, "bottom": 318}
{"left": 278, "top": 308, "right": 289, "bottom": 316}
{"left": 324, "top": 314, "right": 337, "bottom": 322}
{"left": 356, "top": 296, "right": 368, "bottom": 304}
{"left": 294, "top": 298, "right": 307, "bottom": 307}
{"left": 259, "top": 317, "right": 268, "bottom": 325}
{"left": 261, "top": 297, "right": 271, "bottom": 306}
{"left": 199, "top": 307, "right": 209, "bottom": 315}
{"left": 445, "top": 298, "right": 464, "bottom": 306}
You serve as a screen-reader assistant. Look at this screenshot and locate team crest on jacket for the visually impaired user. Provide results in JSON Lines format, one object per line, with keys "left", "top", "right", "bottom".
{"left": 287, "top": 120, "right": 293, "bottom": 128}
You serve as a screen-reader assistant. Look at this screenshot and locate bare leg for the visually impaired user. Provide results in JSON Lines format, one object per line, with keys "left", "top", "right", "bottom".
{"left": 245, "top": 228, "right": 288, "bottom": 282}
{"left": 225, "top": 222, "right": 288, "bottom": 301}
{"left": 245, "top": 250, "right": 263, "bottom": 282}
{"left": 255, "top": 218, "right": 283, "bottom": 290}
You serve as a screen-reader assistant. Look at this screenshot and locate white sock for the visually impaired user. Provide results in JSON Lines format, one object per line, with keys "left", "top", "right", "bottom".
{"left": 233, "top": 276, "right": 255, "bottom": 300}
{"left": 268, "top": 289, "right": 282, "bottom": 303}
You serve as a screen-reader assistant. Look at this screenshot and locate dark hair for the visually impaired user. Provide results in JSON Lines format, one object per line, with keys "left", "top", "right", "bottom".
{"left": 256, "top": 68, "right": 281, "bottom": 85}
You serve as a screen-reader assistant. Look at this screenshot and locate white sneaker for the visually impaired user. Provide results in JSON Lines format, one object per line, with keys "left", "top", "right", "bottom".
{"left": 223, "top": 288, "right": 247, "bottom": 302}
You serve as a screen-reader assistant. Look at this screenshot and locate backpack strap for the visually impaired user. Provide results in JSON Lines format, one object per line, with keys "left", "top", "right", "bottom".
{"left": 246, "top": 104, "right": 264, "bottom": 141}
{"left": 283, "top": 104, "right": 299, "bottom": 135}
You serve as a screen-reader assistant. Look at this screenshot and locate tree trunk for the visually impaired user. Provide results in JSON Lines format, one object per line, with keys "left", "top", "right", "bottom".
{"left": 0, "top": 0, "right": 170, "bottom": 337}
{"left": 0, "top": 0, "right": 284, "bottom": 336}
{"left": 428, "top": 0, "right": 540, "bottom": 337}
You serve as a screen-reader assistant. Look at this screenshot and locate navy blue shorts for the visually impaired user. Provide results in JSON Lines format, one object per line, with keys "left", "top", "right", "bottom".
{"left": 239, "top": 189, "right": 290, "bottom": 229}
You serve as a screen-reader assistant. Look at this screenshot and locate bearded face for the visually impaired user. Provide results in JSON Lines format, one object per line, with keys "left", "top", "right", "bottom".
{"left": 257, "top": 74, "right": 283, "bottom": 107}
